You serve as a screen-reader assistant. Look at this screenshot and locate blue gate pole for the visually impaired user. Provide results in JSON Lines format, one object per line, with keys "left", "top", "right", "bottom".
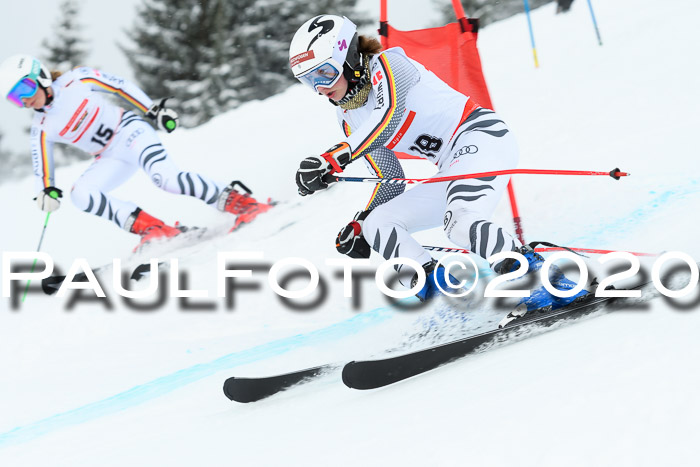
{"left": 522, "top": 0, "right": 539, "bottom": 67}
{"left": 586, "top": 0, "right": 603, "bottom": 45}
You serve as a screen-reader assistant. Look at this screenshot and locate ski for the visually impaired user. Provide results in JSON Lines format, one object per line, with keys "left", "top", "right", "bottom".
{"left": 342, "top": 282, "right": 652, "bottom": 390}
{"left": 41, "top": 260, "right": 166, "bottom": 295}
{"left": 40, "top": 201, "right": 277, "bottom": 296}
{"left": 223, "top": 364, "right": 336, "bottom": 403}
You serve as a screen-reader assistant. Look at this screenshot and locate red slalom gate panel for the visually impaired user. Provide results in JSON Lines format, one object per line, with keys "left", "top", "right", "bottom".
{"left": 378, "top": 0, "right": 526, "bottom": 243}
{"left": 380, "top": 21, "right": 493, "bottom": 111}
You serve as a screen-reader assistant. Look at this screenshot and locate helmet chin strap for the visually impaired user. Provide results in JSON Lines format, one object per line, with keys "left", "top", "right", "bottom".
{"left": 44, "top": 86, "right": 54, "bottom": 106}
{"left": 34, "top": 87, "right": 53, "bottom": 111}
{"left": 332, "top": 55, "right": 371, "bottom": 109}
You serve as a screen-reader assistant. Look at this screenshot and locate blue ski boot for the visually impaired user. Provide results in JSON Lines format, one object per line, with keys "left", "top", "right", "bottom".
{"left": 497, "top": 244, "right": 589, "bottom": 327}
{"left": 498, "top": 245, "right": 553, "bottom": 314}
{"left": 547, "top": 265, "right": 590, "bottom": 309}
{"left": 411, "top": 259, "right": 461, "bottom": 302}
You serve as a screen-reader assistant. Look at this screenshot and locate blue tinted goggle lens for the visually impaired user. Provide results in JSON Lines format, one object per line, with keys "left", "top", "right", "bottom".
{"left": 7, "top": 77, "right": 38, "bottom": 107}
{"left": 298, "top": 62, "right": 341, "bottom": 92}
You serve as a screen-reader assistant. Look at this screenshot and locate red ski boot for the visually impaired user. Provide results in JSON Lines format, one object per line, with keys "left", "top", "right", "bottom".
{"left": 125, "top": 208, "right": 184, "bottom": 252}
{"left": 217, "top": 181, "right": 274, "bottom": 231}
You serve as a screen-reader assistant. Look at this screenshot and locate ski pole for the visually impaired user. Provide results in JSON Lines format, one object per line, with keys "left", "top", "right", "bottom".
{"left": 423, "top": 245, "right": 657, "bottom": 257}
{"left": 535, "top": 247, "right": 656, "bottom": 257}
{"left": 522, "top": 0, "right": 540, "bottom": 67}
{"left": 506, "top": 181, "right": 526, "bottom": 245}
{"left": 21, "top": 212, "right": 52, "bottom": 302}
{"left": 586, "top": 0, "right": 603, "bottom": 46}
{"left": 332, "top": 167, "right": 629, "bottom": 185}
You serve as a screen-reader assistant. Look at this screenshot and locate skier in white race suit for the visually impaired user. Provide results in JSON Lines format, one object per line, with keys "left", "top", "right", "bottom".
{"left": 0, "top": 55, "right": 271, "bottom": 249}
{"left": 290, "top": 15, "right": 588, "bottom": 312}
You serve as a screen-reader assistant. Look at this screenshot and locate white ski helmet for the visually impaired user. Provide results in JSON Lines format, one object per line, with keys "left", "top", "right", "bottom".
{"left": 289, "top": 15, "right": 364, "bottom": 93}
{"left": 0, "top": 54, "right": 52, "bottom": 107}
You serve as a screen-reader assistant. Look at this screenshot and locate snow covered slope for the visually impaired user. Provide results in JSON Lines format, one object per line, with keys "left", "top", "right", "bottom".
{"left": 1, "top": 1, "right": 699, "bottom": 465}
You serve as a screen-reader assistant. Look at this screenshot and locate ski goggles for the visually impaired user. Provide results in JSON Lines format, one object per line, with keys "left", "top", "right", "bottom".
{"left": 6, "top": 77, "right": 38, "bottom": 108}
{"left": 297, "top": 61, "right": 342, "bottom": 93}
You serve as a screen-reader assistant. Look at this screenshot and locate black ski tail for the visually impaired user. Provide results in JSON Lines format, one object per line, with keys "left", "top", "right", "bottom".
{"left": 342, "top": 281, "right": 655, "bottom": 390}
{"left": 223, "top": 364, "right": 335, "bottom": 403}
{"left": 41, "top": 274, "right": 66, "bottom": 295}
{"left": 40, "top": 262, "right": 157, "bottom": 296}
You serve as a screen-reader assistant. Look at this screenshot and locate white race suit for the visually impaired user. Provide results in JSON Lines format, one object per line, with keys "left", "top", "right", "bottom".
{"left": 30, "top": 67, "right": 226, "bottom": 229}
{"left": 336, "top": 47, "right": 522, "bottom": 279}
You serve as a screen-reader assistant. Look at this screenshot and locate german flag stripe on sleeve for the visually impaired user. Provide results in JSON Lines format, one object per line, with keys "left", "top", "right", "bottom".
{"left": 365, "top": 154, "right": 383, "bottom": 178}
{"left": 351, "top": 55, "right": 397, "bottom": 159}
{"left": 80, "top": 78, "right": 149, "bottom": 112}
{"left": 363, "top": 154, "right": 384, "bottom": 209}
{"left": 40, "top": 131, "right": 51, "bottom": 187}
{"left": 342, "top": 120, "right": 351, "bottom": 137}
{"left": 365, "top": 184, "right": 381, "bottom": 210}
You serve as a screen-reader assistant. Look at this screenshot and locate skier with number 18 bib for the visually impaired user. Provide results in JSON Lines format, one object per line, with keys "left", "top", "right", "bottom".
{"left": 0, "top": 55, "right": 272, "bottom": 251}
{"left": 289, "top": 15, "right": 588, "bottom": 316}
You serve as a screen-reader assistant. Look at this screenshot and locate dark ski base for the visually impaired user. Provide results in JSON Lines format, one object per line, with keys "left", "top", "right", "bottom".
{"left": 342, "top": 284, "right": 651, "bottom": 390}
{"left": 41, "top": 261, "right": 163, "bottom": 295}
{"left": 41, "top": 201, "right": 278, "bottom": 296}
{"left": 223, "top": 364, "right": 335, "bottom": 403}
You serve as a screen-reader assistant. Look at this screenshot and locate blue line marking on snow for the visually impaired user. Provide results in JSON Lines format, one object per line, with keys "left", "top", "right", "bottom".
{"left": 565, "top": 182, "right": 700, "bottom": 246}
{"left": 0, "top": 305, "right": 396, "bottom": 448}
{"left": 3, "top": 182, "right": 697, "bottom": 448}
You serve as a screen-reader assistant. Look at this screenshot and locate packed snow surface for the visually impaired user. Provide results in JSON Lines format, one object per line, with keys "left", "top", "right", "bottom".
{"left": 1, "top": 1, "right": 699, "bottom": 465}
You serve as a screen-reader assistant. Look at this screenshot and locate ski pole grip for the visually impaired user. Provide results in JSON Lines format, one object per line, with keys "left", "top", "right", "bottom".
{"left": 159, "top": 96, "right": 174, "bottom": 109}
{"left": 230, "top": 180, "right": 252, "bottom": 194}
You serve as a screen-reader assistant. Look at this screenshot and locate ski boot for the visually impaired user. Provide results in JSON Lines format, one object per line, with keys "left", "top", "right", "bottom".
{"left": 410, "top": 259, "right": 461, "bottom": 302}
{"left": 547, "top": 264, "right": 591, "bottom": 309}
{"left": 497, "top": 244, "right": 589, "bottom": 327}
{"left": 217, "top": 181, "right": 274, "bottom": 231}
{"left": 125, "top": 208, "right": 186, "bottom": 252}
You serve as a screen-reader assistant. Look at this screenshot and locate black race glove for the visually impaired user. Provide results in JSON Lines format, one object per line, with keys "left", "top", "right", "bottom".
{"left": 35, "top": 186, "right": 63, "bottom": 212}
{"left": 336, "top": 210, "right": 372, "bottom": 259}
{"left": 146, "top": 98, "right": 179, "bottom": 133}
{"left": 296, "top": 155, "right": 333, "bottom": 195}
{"left": 296, "top": 142, "right": 352, "bottom": 196}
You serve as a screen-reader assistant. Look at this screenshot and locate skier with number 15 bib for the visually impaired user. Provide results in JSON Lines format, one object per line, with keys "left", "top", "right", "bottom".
{"left": 289, "top": 15, "right": 589, "bottom": 316}
{"left": 0, "top": 55, "right": 272, "bottom": 251}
